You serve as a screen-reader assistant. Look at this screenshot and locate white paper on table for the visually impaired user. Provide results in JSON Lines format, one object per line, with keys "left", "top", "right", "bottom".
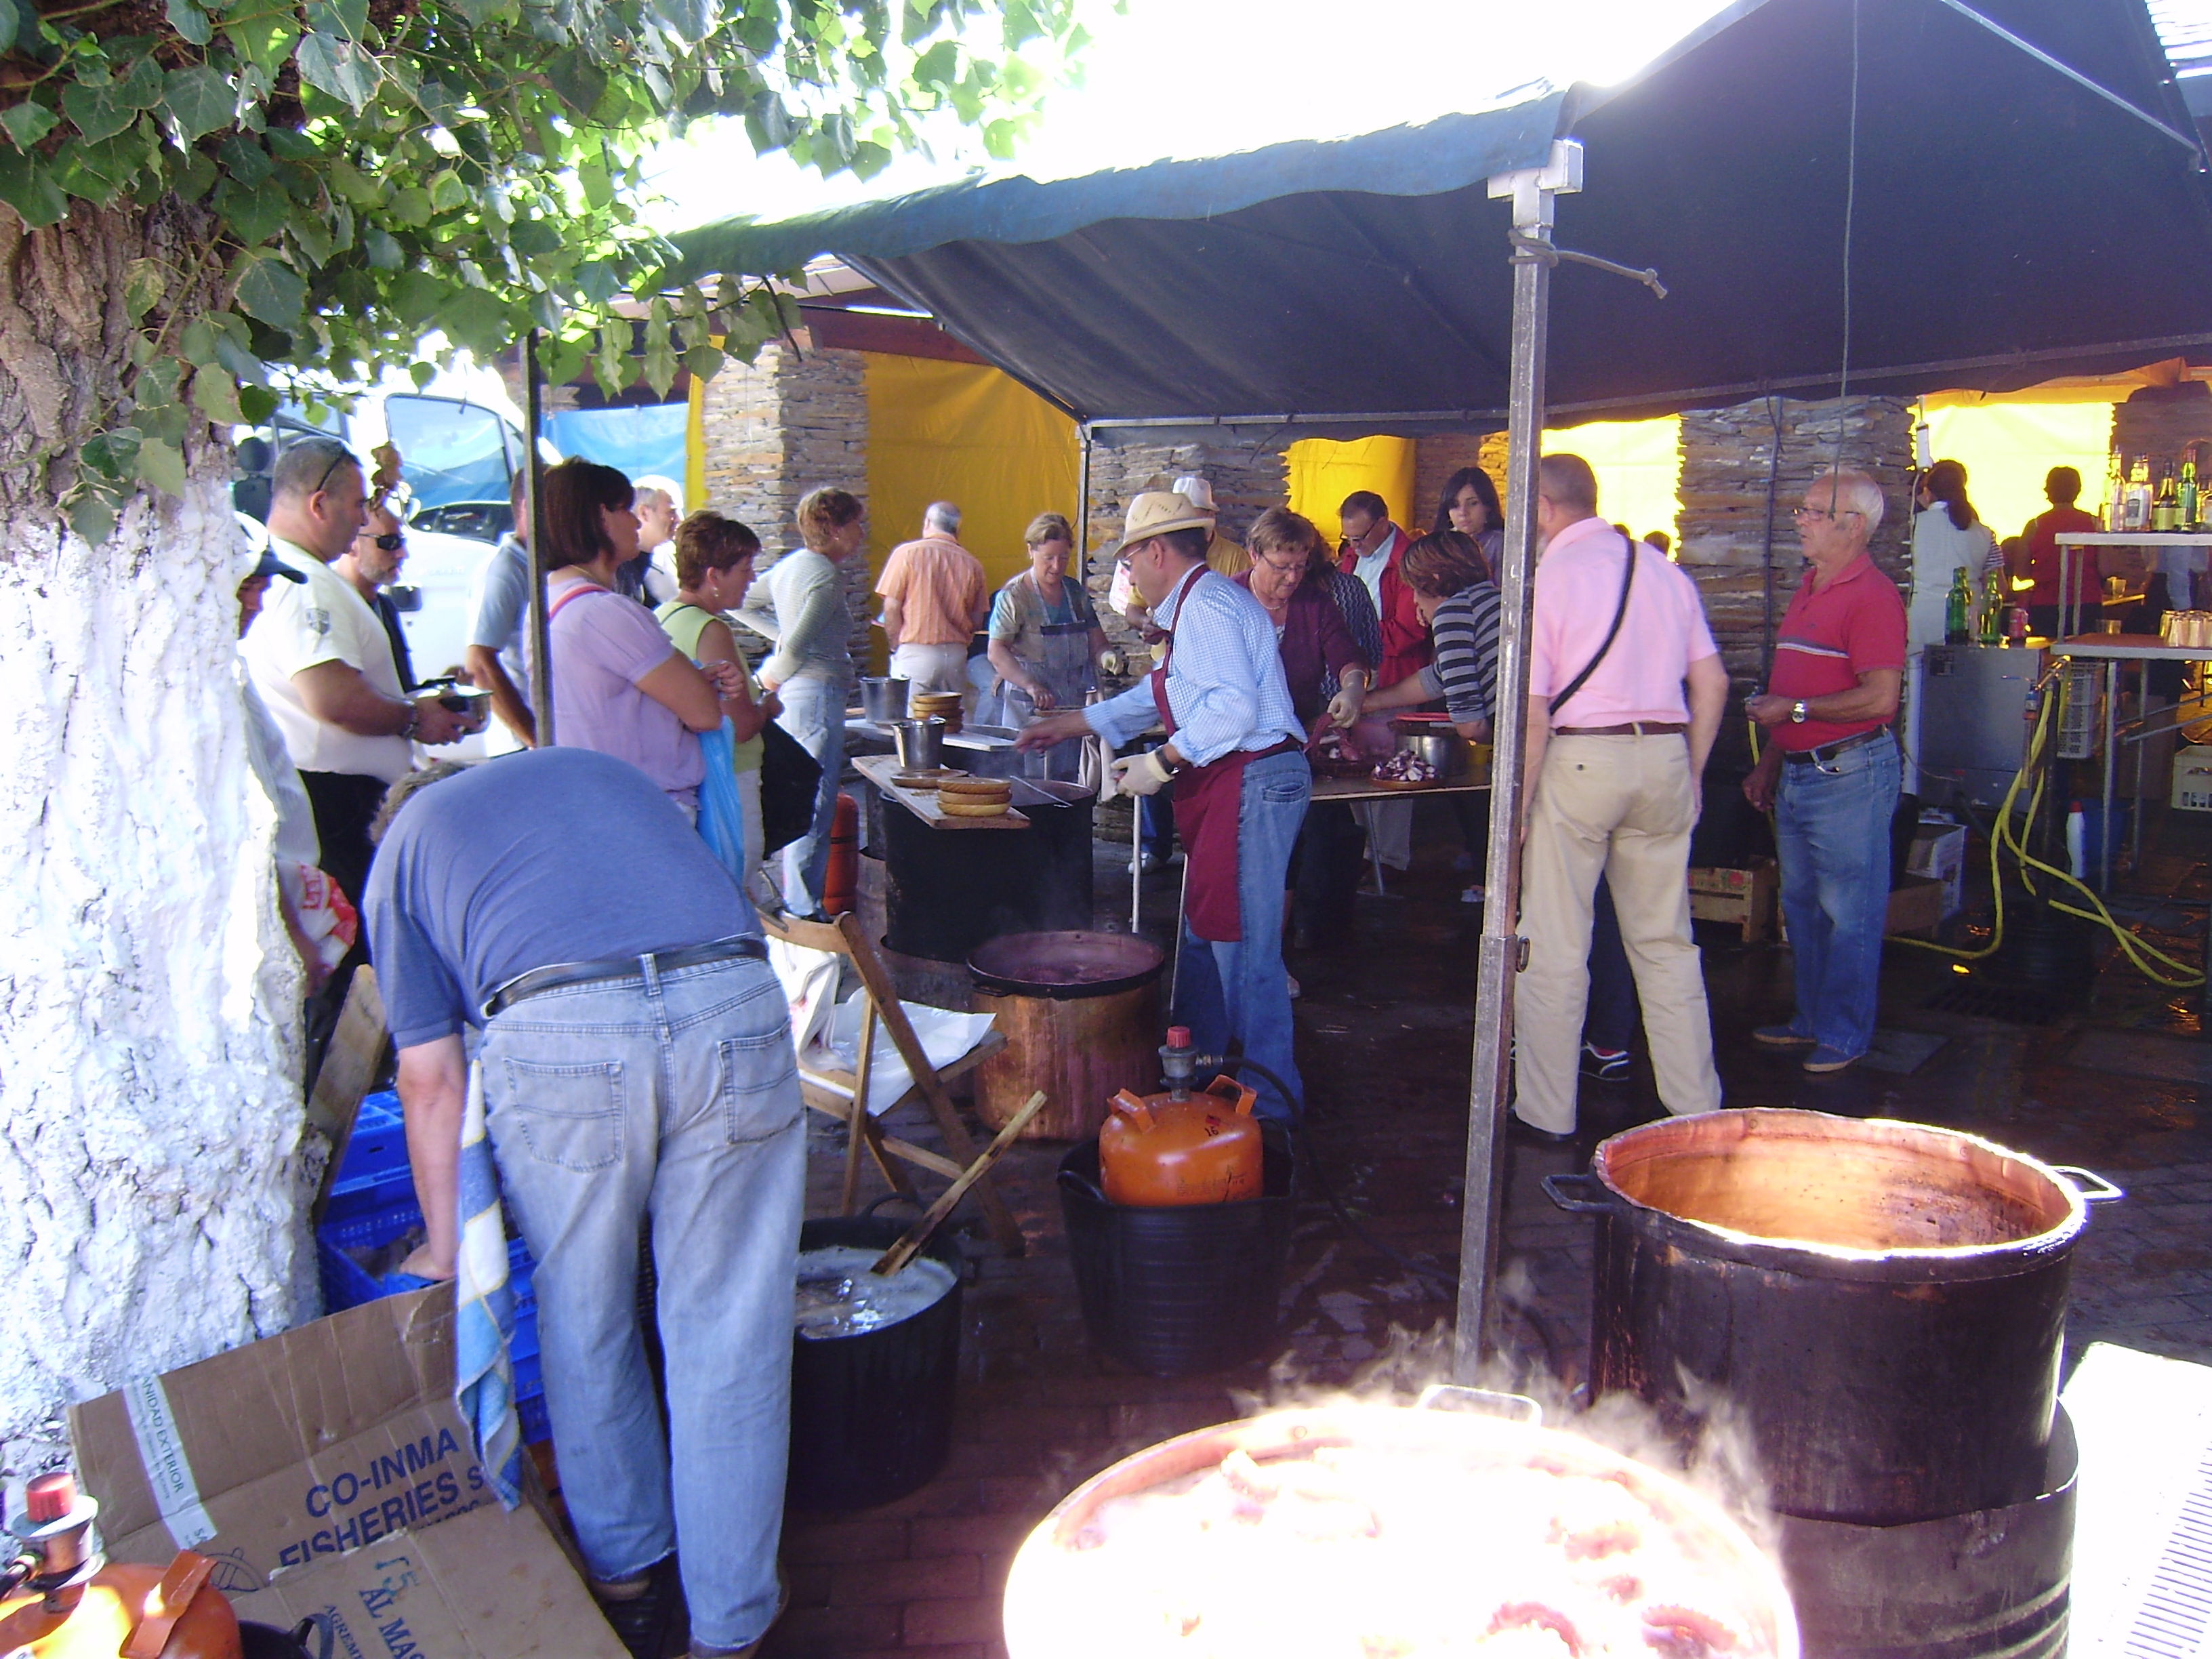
{"left": 809, "top": 989, "right": 998, "bottom": 1117}
{"left": 768, "top": 938, "right": 842, "bottom": 1057}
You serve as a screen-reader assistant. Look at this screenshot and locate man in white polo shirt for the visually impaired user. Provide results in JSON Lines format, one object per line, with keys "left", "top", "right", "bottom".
{"left": 242, "top": 436, "right": 470, "bottom": 1065}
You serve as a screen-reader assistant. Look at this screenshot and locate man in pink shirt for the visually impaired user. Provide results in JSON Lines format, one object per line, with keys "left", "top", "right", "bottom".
{"left": 1513, "top": 454, "right": 1729, "bottom": 1141}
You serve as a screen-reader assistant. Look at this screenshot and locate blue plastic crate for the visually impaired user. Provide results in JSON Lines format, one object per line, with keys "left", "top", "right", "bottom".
{"left": 335, "top": 1090, "right": 409, "bottom": 1187}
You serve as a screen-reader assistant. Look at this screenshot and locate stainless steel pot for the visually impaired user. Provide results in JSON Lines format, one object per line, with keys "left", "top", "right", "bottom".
{"left": 892, "top": 716, "right": 945, "bottom": 770}
{"left": 1393, "top": 719, "right": 1464, "bottom": 779}
{"left": 861, "top": 676, "right": 911, "bottom": 723}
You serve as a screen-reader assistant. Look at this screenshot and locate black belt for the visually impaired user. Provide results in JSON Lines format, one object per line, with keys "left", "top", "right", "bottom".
{"left": 1783, "top": 728, "right": 1891, "bottom": 766}
{"left": 485, "top": 937, "right": 769, "bottom": 1018}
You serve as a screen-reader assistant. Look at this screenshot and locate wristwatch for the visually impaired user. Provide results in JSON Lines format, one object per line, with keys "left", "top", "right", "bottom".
{"left": 1790, "top": 700, "right": 1809, "bottom": 724}
{"left": 398, "top": 703, "right": 422, "bottom": 740}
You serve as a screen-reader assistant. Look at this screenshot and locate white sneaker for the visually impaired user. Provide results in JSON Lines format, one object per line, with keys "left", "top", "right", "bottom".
{"left": 1286, "top": 973, "right": 1302, "bottom": 999}
{"left": 1461, "top": 884, "right": 1486, "bottom": 905}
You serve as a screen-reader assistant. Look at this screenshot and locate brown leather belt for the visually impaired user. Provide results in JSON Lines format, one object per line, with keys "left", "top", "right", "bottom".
{"left": 485, "top": 936, "right": 769, "bottom": 1019}
{"left": 1554, "top": 721, "right": 1689, "bottom": 737}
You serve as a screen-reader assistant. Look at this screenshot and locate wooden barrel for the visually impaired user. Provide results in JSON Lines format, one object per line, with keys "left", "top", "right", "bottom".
{"left": 969, "top": 932, "right": 1166, "bottom": 1141}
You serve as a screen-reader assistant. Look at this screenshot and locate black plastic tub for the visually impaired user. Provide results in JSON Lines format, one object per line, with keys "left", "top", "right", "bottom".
{"left": 1057, "top": 1136, "right": 1294, "bottom": 1377}
{"left": 786, "top": 1217, "right": 964, "bottom": 1512}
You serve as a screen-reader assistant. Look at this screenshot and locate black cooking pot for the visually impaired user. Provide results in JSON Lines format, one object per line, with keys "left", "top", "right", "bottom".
{"left": 1547, "top": 1108, "right": 2118, "bottom": 1525}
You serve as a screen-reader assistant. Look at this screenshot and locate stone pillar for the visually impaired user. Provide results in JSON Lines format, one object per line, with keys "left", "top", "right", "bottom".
{"left": 1677, "top": 394, "right": 1913, "bottom": 771}
{"left": 696, "top": 333, "right": 874, "bottom": 669}
{"left": 1078, "top": 438, "right": 1290, "bottom": 662}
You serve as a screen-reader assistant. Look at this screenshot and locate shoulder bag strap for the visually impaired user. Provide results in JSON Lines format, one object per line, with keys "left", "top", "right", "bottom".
{"left": 1549, "top": 540, "right": 1638, "bottom": 716}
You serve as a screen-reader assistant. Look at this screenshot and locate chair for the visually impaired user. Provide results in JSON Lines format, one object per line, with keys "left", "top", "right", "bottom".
{"left": 758, "top": 909, "right": 1027, "bottom": 1255}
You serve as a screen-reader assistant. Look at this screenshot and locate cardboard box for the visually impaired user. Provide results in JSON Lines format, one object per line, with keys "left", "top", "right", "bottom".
{"left": 1688, "top": 861, "right": 1778, "bottom": 943}
{"left": 1908, "top": 823, "right": 1968, "bottom": 919}
{"left": 2175, "top": 747, "right": 2212, "bottom": 811}
{"left": 1885, "top": 874, "right": 1948, "bottom": 937}
{"left": 70, "top": 1290, "right": 625, "bottom": 1659}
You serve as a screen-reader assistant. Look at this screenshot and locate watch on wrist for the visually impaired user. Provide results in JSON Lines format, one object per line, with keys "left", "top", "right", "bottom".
{"left": 399, "top": 703, "right": 421, "bottom": 740}
{"left": 1790, "top": 699, "right": 1809, "bottom": 724}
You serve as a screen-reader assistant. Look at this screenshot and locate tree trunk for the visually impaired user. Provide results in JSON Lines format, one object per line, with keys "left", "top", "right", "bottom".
{"left": 0, "top": 199, "right": 310, "bottom": 1476}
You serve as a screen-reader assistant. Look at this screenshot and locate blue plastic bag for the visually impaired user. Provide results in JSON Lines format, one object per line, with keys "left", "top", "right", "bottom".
{"left": 697, "top": 719, "right": 755, "bottom": 915}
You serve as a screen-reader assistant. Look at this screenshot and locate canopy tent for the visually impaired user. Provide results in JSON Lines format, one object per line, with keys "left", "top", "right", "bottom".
{"left": 668, "top": 0, "right": 2212, "bottom": 445}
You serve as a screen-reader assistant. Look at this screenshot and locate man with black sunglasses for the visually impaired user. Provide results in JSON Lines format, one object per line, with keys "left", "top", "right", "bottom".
{"left": 337, "top": 501, "right": 417, "bottom": 691}
{"left": 242, "top": 436, "right": 472, "bottom": 1078}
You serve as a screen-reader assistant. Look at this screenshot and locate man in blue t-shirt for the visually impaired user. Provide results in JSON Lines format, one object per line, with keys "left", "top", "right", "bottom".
{"left": 364, "top": 747, "right": 797, "bottom": 1659}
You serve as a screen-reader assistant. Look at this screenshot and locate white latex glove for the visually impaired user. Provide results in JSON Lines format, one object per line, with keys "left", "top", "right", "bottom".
{"left": 1109, "top": 749, "right": 1176, "bottom": 798}
{"left": 1097, "top": 647, "right": 1125, "bottom": 678}
{"left": 1326, "top": 684, "right": 1365, "bottom": 728}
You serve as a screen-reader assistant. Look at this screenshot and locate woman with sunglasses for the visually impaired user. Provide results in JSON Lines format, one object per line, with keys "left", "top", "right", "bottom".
{"left": 533, "top": 458, "right": 743, "bottom": 819}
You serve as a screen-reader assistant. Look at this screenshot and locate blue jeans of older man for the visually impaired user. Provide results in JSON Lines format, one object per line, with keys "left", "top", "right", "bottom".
{"left": 480, "top": 954, "right": 804, "bottom": 1654}
{"left": 774, "top": 674, "right": 846, "bottom": 917}
{"left": 1774, "top": 730, "right": 1902, "bottom": 1060}
{"left": 1170, "top": 749, "right": 1310, "bottom": 1122}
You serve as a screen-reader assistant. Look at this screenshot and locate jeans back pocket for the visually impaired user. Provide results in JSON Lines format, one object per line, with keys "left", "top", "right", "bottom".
{"left": 497, "top": 1058, "right": 626, "bottom": 1172}
{"left": 719, "top": 1027, "right": 802, "bottom": 1145}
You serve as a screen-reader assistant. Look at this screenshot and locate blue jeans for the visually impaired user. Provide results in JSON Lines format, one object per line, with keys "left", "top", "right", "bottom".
{"left": 480, "top": 955, "right": 804, "bottom": 1652}
{"left": 1170, "top": 750, "right": 1309, "bottom": 1122}
{"left": 774, "top": 674, "right": 846, "bottom": 916}
{"left": 1775, "top": 731, "right": 1902, "bottom": 1058}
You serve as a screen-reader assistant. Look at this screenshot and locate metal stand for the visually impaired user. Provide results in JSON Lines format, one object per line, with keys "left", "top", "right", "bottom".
{"left": 523, "top": 330, "right": 554, "bottom": 746}
{"left": 1453, "top": 140, "right": 1578, "bottom": 1381}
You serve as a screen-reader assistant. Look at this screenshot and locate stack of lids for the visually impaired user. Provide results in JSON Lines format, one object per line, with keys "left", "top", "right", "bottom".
{"left": 912, "top": 691, "right": 964, "bottom": 734}
{"left": 936, "top": 776, "right": 1012, "bottom": 818}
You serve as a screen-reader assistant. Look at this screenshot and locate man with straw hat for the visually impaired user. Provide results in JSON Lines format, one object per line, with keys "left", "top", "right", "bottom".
{"left": 1017, "top": 493, "right": 1309, "bottom": 1124}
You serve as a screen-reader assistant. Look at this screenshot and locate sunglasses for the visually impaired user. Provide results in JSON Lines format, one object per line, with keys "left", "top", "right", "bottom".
{"left": 364, "top": 531, "right": 404, "bottom": 551}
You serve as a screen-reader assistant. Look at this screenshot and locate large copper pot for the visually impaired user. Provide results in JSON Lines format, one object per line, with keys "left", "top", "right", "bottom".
{"left": 969, "top": 931, "right": 1164, "bottom": 1140}
{"left": 1003, "top": 1397, "right": 1799, "bottom": 1659}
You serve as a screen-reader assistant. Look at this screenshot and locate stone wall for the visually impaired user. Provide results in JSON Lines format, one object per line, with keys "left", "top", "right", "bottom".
{"left": 695, "top": 333, "right": 875, "bottom": 670}
{"left": 2112, "top": 382, "right": 2212, "bottom": 474}
{"left": 1677, "top": 394, "right": 1913, "bottom": 771}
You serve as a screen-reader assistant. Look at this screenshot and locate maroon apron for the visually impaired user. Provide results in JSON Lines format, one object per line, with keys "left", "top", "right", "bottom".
{"left": 1149, "top": 567, "right": 1296, "bottom": 943}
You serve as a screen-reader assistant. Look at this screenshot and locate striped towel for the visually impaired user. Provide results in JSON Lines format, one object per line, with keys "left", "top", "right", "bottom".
{"left": 453, "top": 1057, "right": 523, "bottom": 1509}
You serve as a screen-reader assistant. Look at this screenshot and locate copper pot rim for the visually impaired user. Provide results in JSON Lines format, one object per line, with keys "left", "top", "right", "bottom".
{"left": 968, "top": 929, "right": 1167, "bottom": 998}
{"left": 1002, "top": 1401, "right": 1799, "bottom": 1659}
{"left": 1587, "top": 1107, "right": 2091, "bottom": 1273}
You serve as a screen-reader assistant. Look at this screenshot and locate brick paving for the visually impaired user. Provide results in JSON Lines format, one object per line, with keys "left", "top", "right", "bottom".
{"left": 734, "top": 808, "right": 2212, "bottom": 1658}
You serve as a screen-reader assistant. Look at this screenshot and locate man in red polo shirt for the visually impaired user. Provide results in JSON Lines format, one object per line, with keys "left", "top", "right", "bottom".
{"left": 1743, "top": 468, "right": 1907, "bottom": 1074}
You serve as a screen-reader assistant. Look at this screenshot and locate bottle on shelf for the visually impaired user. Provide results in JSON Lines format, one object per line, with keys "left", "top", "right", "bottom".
{"left": 1978, "top": 567, "right": 2006, "bottom": 644}
{"left": 1945, "top": 567, "right": 1974, "bottom": 644}
{"left": 2155, "top": 468, "right": 2180, "bottom": 533}
{"left": 2127, "top": 455, "right": 2153, "bottom": 532}
{"left": 2105, "top": 455, "right": 2126, "bottom": 530}
{"left": 2184, "top": 455, "right": 2201, "bottom": 531}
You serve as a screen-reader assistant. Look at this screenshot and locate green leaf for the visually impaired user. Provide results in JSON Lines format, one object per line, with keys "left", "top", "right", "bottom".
{"left": 213, "top": 174, "right": 290, "bottom": 246}
{"left": 192, "top": 367, "right": 245, "bottom": 425}
{"left": 0, "top": 0, "right": 20, "bottom": 57}
{"left": 408, "top": 360, "right": 434, "bottom": 389}
{"left": 178, "top": 319, "right": 220, "bottom": 365}
{"left": 387, "top": 184, "right": 431, "bottom": 227}
{"left": 386, "top": 268, "right": 444, "bottom": 324}
{"left": 81, "top": 426, "right": 142, "bottom": 483}
{"left": 123, "top": 258, "right": 166, "bottom": 318}
{"left": 173, "top": 146, "right": 217, "bottom": 200}
{"left": 682, "top": 340, "right": 724, "bottom": 382}
{"left": 325, "top": 157, "right": 377, "bottom": 207}
{"left": 441, "top": 288, "right": 509, "bottom": 355}
{"left": 137, "top": 438, "right": 187, "bottom": 497}
{"left": 138, "top": 396, "right": 189, "bottom": 446}
{"left": 216, "top": 131, "right": 273, "bottom": 188}
{"left": 54, "top": 131, "right": 148, "bottom": 203}
{"left": 60, "top": 81, "right": 134, "bottom": 144}
{"left": 592, "top": 323, "right": 628, "bottom": 396}
{"left": 295, "top": 32, "right": 377, "bottom": 110}
{"left": 363, "top": 226, "right": 403, "bottom": 269}
{"left": 1, "top": 99, "right": 57, "bottom": 152}
{"left": 0, "top": 146, "right": 66, "bottom": 227}
{"left": 69, "top": 490, "right": 119, "bottom": 546}
{"left": 232, "top": 251, "right": 306, "bottom": 328}
{"left": 546, "top": 50, "right": 608, "bottom": 119}
{"left": 445, "top": 0, "right": 501, "bottom": 26}
{"left": 288, "top": 204, "right": 332, "bottom": 266}
{"left": 224, "top": 14, "right": 300, "bottom": 76}
{"left": 164, "top": 0, "right": 213, "bottom": 46}
{"left": 163, "top": 66, "right": 234, "bottom": 142}
{"left": 238, "top": 384, "right": 278, "bottom": 424}
{"left": 428, "top": 168, "right": 467, "bottom": 213}
{"left": 649, "top": 0, "right": 709, "bottom": 43}
{"left": 577, "top": 159, "right": 611, "bottom": 209}
{"left": 115, "top": 56, "right": 166, "bottom": 112}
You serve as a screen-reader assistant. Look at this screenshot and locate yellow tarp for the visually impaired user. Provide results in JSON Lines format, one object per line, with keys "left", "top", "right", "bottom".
{"left": 863, "top": 355, "right": 1079, "bottom": 595}
{"left": 1287, "top": 436, "right": 1418, "bottom": 536}
{"left": 1546, "top": 415, "right": 1681, "bottom": 546}
{"left": 1921, "top": 401, "right": 2116, "bottom": 544}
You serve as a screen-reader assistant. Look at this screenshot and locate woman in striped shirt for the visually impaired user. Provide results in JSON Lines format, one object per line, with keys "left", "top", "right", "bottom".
{"left": 1364, "top": 530, "right": 1502, "bottom": 739}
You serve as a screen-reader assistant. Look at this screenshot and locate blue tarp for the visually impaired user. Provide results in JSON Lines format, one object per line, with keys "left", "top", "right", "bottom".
{"left": 663, "top": 0, "right": 2212, "bottom": 441}
{"left": 546, "top": 405, "right": 690, "bottom": 496}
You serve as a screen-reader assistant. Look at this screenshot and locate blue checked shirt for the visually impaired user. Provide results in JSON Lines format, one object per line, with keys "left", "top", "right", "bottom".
{"left": 1085, "top": 568, "right": 1303, "bottom": 766}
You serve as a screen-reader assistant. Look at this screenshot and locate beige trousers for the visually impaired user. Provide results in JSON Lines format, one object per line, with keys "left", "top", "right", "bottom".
{"left": 1512, "top": 733, "right": 1723, "bottom": 1133}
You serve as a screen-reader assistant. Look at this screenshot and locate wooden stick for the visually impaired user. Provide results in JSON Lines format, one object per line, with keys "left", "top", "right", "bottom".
{"left": 870, "top": 1091, "right": 1046, "bottom": 1277}
{"left": 842, "top": 999, "right": 878, "bottom": 1216}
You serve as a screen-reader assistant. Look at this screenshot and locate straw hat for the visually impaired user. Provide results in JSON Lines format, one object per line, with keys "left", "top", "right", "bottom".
{"left": 1172, "top": 475, "right": 1218, "bottom": 514}
{"left": 1112, "top": 491, "right": 1216, "bottom": 555}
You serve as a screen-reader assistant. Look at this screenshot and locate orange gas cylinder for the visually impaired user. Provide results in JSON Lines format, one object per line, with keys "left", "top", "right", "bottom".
{"left": 823, "top": 791, "right": 859, "bottom": 917}
{"left": 0, "top": 1475, "right": 241, "bottom": 1659}
{"left": 1099, "top": 1074, "right": 1263, "bottom": 1206}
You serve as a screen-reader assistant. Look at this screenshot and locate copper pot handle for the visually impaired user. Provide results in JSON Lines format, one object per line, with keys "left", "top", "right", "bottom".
{"left": 2049, "top": 1164, "right": 2125, "bottom": 1204}
{"left": 1541, "top": 1172, "right": 1625, "bottom": 1215}
{"left": 1415, "top": 1383, "right": 1543, "bottom": 1425}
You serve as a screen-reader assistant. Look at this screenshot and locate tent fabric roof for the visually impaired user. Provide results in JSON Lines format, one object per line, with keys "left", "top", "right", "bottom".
{"left": 667, "top": 0, "right": 2212, "bottom": 443}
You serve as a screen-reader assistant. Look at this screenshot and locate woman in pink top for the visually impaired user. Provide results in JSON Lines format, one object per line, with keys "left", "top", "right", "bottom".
{"left": 537, "top": 459, "right": 736, "bottom": 815}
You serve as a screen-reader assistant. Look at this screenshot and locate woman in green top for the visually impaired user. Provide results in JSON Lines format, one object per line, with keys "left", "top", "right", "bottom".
{"left": 656, "top": 510, "right": 782, "bottom": 904}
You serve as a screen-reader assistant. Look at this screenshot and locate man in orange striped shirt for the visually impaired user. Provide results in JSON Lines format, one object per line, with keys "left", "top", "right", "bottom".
{"left": 876, "top": 501, "right": 989, "bottom": 695}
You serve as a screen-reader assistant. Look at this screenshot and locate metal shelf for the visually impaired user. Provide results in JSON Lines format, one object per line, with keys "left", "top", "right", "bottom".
{"left": 2055, "top": 533, "right": 2212, "bottom": 546}
{"left": 2052, "top": 635, "right": 2212, "bottom": 663}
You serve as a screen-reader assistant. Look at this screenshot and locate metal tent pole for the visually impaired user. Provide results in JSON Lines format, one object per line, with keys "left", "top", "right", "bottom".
{"left": 524, "top": 330, "right": 555, "bottom": 747}
{"left": 1453, "top": 140, "right": 1582, "bottom": 1382}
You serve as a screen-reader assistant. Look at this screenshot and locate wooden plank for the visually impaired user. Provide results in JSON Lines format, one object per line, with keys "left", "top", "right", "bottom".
{"left": 853, "top": 754, "right": 1031, "bottom": 831}
{"left": 306, "top": 966, "right": 389, "bottom": 1226}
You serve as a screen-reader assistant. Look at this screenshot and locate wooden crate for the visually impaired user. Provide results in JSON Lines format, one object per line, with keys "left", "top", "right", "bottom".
{"left": 1688, "top": 861, "right": 1778, "bottom": 943}
{"left": 1773, "top": 873, "right": 1950, "bottom": 945}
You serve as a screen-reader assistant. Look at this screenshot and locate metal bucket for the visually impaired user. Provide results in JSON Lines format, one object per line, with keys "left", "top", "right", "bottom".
{"left": 861, "top": 676, "right": 910, "bottom": 723}
{"left": 891, "top": 716, "right": 945, "bottom": 770}
{"left": 1547, "top": 1108, "right": 2119, "bottom": 1525}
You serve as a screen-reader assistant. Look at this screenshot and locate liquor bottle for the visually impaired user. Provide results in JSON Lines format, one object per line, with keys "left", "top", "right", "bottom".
{"left": 2129, "top": 456, "right": 2153, "bottom": 531}
{"left": 2184, "top": 457, "right": 2200, "bottom": 531}
{"left": 1978, "top": 568, "right": 2006, "bottom": 644}
{"left": 2155, "top": 469, "right": 2180, "bottom": 532}
{"left": 1945, "top": 567, "right": 1974, "bottom": 644}
{"left": 2106, "top": 455, "right": 2125, "bottom": 530}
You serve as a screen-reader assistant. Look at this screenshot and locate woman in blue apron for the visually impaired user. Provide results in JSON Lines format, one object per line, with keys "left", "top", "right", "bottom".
{"left": 985, "top": 512, "right": 1111, "bottom": 781}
